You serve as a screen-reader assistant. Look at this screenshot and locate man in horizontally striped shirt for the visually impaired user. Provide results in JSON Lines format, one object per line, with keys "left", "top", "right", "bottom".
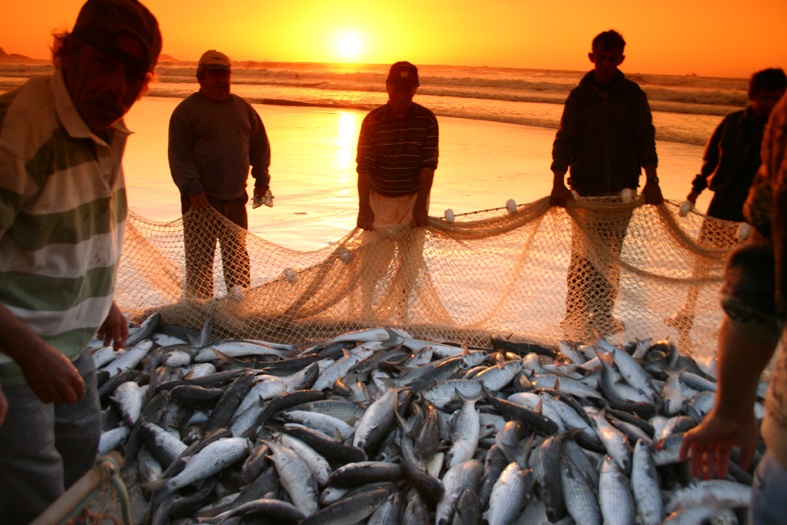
{"left": 0, "top": 1, "right": 161, "bottom": 522}
{"left": 356, "top": 61, "right": 439, "bottom": 230}
{"left": 354, "top": 62, "right": 439, "bottom": 321}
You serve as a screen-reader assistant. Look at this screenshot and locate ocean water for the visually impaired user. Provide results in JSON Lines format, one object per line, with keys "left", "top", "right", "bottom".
{"left": 0, "top": 61, "right": 739, "bottom": 249}
{"left": 0, "top": 60, "right": 747, "bottom": 145}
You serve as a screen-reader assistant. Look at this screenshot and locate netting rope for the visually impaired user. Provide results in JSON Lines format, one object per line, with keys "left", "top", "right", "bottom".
{"left": 115, "top": 197, "right": 741, "bottom": 360}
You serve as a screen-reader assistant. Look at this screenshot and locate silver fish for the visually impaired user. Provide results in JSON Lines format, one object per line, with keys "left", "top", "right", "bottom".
{"left": 445, "top": 392, "right": 481, "bottom": 468}
{"left": 103, "top": 339, "right": 154, "bottom": 378}
{"left": 353, "top": 386, "right": 399, "bottom": 454}
{"left": 664, "top": 479, "right": 752, "bottom": 514}
{"left": 126, "top": 312, "right": 161, "bottom": 347}
{"left": 589, "top": 408, "right": 631, "bottom": 475}
{"left": 599, "top": 455, "right": 635, "bottom": 525}
{"left": 148, "top": 437, "right": 249, "bottom": 497}
{"left": 435, "top": 459, "right": 483, "bottom": 525}
{"left": 264, "top": 440, "right": 320, "bottom": 515}
{"left": 98, "top": 425, "right": 130, "bottom": 456}
{"left": 485, "top": 462, "right": 534, "bottom": 525}
{"left": 194, "top": 340, "right": 295, "bottom": 362}
{"left": 631, "top": 439, "right": 664, "bottom": 525}
{"left": 110, "top": 380, "right": 145, "bottom": 426}
{"left": 279, "top": 433, "right": 332, "bottom": 488}
{"left": 561, "top": 464, "right": 601, "bottom": 525}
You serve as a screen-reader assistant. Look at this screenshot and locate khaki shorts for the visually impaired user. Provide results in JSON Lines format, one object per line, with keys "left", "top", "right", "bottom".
{"left": 370, "top": 191, "right": 420, "bottom": 226}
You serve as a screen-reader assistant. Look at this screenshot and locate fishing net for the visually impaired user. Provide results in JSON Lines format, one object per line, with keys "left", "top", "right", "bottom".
{"left": 115, "top": 197, "right": 741, "bottom": 360}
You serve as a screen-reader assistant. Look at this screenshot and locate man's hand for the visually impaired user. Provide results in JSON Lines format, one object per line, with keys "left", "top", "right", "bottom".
{"left": 19, "top": 342, "right": 85, "bottom": 405}
{"left": 642, "top": 181, "right": 664, "bottom": 205}
{"left": 188, "top": 192, "right": 210, "bottom": 209}
{"left": 411, "top": 203, "right": 430, "bottom": 228}
{"left": 687, "top": 190, "right": 699, "bottom": 205}
{"left": 679, "top": 408, "right": 758, "bottom": 480}
{"left": 97, "top": 302, "right": 128, "bottom": 351}
{"left": 550, "top": 181, "right": 573, "bottom": 207}
{"left": 357, "top": 206, "right": 375, "bottom": 231}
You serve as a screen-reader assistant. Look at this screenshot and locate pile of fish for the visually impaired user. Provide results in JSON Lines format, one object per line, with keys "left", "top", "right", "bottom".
{"left": 93, "top": 312, "right": 765, "bottom": 524}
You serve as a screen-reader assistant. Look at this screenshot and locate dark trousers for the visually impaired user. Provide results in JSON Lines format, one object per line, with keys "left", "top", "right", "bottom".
{"left": 707, "top": 192, "right": 747, "bottom": 222}
{"left": 564, "top": 205, "right": 632, "bottom": 338}
{"left": 181, "top": 194, "right": 251, "bottom": 299}
{"left": 0, "top": 350, "right": 101, "bottom": 525}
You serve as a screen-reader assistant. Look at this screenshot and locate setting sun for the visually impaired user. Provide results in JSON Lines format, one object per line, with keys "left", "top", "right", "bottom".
{"left": 332, "top": 31, "right": 363, "bottom": 62}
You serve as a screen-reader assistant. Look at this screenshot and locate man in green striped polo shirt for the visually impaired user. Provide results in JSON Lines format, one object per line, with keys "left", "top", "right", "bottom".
{"left": 0, "top": 1, "right": 161, "bottom": 522}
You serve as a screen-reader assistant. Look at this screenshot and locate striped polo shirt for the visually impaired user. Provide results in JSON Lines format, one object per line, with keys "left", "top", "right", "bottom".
{"left": 0, "top": 70, "right": 128, "bottom": 386}
{"left": 356, "top": 102, "right": 439, "bottom": 195}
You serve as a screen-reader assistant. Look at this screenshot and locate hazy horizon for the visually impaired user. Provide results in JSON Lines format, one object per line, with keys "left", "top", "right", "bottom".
{"left": 3, "top": 0, "right": 785, "bottom": 79}
{"left": 0, "top": 51, "right": 754, "bottom": 82}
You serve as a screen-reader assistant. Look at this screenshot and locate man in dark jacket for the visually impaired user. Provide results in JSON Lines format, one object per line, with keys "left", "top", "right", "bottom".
{"left": 550, "top": 29, "right": 663, "bottom": 340}
{"left": 687, "top": 68, "right": 786, "bottom": 222}
{"left": 666, "top": 68, "right": 786, "bottom": 333}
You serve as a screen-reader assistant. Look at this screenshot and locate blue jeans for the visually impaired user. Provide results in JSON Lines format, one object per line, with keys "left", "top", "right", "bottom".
{"left": 750, "top": 451, "right": 787, "bottom": 525}
{"left": 0, "top": 350, "right": 101, "bottom": 525}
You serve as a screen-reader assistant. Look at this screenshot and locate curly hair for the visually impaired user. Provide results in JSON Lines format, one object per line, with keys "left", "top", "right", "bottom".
{"left": 49, "top": 30, "right": 155, "bottom": 96}
{"left": 750, "top": 68, "right": 787, "bottom": 98}
{"left": 592, "top": 30, "right": 626, "bottom": 53}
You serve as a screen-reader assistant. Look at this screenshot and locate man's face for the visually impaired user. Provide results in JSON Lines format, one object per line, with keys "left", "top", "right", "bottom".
{"left": 751, "top": 88, "right": 785, "bottom": 118}
{"left": 386, "top": 83, "right": 417, "bottom": 117}
{"left": 589, "top": 46, "right": 624, "bottom": 84}
{"left": 198, "top": 68, "right": 232, "bottom": 101}
{"left": 62, "top": 33, "right": 149, "bottom": 135}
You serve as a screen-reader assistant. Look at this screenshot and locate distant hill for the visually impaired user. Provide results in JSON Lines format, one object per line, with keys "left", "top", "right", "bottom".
{"left": 0, "top": 47, "right": 178, "bottom": 64}
{"left": 0, "top": 47, "right": 43, "bottom": 63}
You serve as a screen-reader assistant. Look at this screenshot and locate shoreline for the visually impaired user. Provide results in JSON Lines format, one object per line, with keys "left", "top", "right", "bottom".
{"left": 122, "top": 98, "right": 710, "bottom": 252}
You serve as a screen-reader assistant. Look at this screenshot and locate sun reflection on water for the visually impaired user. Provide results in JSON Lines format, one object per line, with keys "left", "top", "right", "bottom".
{"left": 333, "top": 111, "right": 360, "bottom": 184}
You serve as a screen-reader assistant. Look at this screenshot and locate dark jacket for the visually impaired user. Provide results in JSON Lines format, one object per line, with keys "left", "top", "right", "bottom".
{"left": 551, "top": 70, "right": 658, "bottom": 196}
{"left": 690, "top": 107, "right": 768, "bottom": 220}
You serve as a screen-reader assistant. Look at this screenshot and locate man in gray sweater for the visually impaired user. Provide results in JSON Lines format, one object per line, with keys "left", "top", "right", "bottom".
{"left": 169, "top": 49, "right": 272, "bottom": 299}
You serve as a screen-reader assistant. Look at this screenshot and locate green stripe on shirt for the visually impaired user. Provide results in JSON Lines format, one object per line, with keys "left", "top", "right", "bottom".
{"left": 0, "top": 265, "right": 117, "bottom": 312}
{"left": 24, "top": 127, "right": 100, "bottom": 189}
{"left": 9, "top": 189, "right": 127, "bottom": 250}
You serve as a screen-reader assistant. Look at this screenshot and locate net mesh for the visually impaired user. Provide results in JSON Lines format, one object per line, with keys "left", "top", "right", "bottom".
{"left": 115, "top": 197, "right": 741, "bottom": 360}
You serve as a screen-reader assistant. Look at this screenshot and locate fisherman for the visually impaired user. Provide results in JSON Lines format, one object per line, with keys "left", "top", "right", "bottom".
{"left": 679, "top": 93, "right": 787, "bottom": 524}
{"left": 549, "top": 29, "right": 663, "bottom": 340}
{"left": 666, "top": 68, "right": 787, "bottom": 332}
{"left": 685, "top": 68, "right": 786, "bottom": 223}
{"left": 0, "top": 0, "right": 161, "bottom": 522}
{"left": 356, "top": 61, "right": 439, "bottom": 231}
{"left": 168, "top": 49, "right": 273, "bottom": 299}
{"left": 354, "top": 61, "right": 439, "bottom": 320}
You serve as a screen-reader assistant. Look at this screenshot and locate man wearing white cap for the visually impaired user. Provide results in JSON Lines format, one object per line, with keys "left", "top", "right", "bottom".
{"left": 169, "top": 49, "right": 272, "bottom": 299}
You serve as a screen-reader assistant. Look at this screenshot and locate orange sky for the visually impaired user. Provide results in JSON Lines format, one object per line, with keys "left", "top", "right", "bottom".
{"left": 3, "top": 0, "right": 786, "bottom": 78}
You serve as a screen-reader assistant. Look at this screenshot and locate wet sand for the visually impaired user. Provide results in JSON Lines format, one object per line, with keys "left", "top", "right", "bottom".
{"left": 123, "top": 96, "right": 709, "bottom": 251}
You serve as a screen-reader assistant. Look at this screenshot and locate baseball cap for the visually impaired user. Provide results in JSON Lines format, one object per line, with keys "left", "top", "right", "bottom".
{"left": 199, "top": 50, "right": 231, "bottom": 71}
{"left": 71, "top": 0, "right": 161, "bottom": 73}
{"left": 386, "top": 61, "right": 419, "bottom": 87}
